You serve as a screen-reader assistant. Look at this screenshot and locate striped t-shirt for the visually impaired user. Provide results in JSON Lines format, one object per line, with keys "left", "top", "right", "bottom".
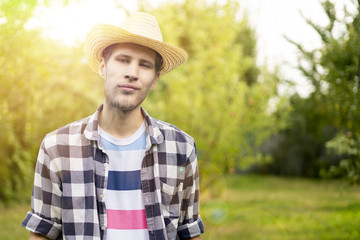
{"left": 99, "top": 122, "right": 149, "bottom": 240}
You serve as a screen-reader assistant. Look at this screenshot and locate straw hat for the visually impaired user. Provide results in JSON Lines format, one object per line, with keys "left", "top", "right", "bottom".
{"left": 84, "top": 12, "right": 188, "bottom": 75}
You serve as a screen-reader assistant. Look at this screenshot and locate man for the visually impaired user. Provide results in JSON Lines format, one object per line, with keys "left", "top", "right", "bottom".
{"left": 21, "top": 12, "right": 204, "bottom": 240}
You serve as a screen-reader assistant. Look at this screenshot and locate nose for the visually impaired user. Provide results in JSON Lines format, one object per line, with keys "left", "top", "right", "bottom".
{"left": 125, "top": 62, "right": 139, "bottom": 81}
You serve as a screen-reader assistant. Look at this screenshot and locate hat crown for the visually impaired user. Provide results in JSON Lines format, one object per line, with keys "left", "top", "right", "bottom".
{"left": 120, "top": 12, "right": 163, "bottom": 42}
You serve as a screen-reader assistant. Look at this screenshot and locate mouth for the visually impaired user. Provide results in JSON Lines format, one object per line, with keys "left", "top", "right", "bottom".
{"left": 118, "top": 84, "right": 139, "bottom": 92}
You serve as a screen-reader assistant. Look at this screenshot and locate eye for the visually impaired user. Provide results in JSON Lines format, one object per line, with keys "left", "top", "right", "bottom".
{"left": 140, "top": 61, "right": 154, "bottom": 69}
{"left": 141, "top": 63, "right": 152, "bottom": 69}
{"left": 116, "top": 57, "right": 129, "bottom": 63}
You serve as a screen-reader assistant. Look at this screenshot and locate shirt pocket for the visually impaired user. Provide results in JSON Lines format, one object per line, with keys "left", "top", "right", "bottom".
{"left": 161, "top": 182, "right": 183, "bottom": 238}
{"left": 160, "top": 181, "right": 183, "bottom": 216}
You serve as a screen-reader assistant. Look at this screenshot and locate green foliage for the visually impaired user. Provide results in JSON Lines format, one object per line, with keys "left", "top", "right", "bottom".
{"left": 322, "top": 132, "right": 360, "bottom": 183}
{"left": 267, "top": 0, "right": 360, "bottom": 180}
{"left": 0, "top": 0, "right": 102, "bottom": 202}
{"left": 140, "top": 0, "right": 280, "bottom": 181}
{"left": 293, "top": 0, "right": 360, "bottom": 132}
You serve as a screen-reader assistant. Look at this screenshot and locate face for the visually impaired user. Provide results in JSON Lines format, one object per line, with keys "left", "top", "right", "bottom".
{"left": 99, "top": 43, "right": 159, "bottom": 113}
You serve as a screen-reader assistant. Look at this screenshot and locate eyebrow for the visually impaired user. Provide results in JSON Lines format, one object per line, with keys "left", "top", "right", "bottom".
{"left": 114, "top": 54, "right": 131, "bottom": 59}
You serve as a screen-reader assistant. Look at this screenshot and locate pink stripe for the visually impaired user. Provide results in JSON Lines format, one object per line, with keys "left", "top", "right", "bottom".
{"left": 107, "top": 209, "right": 148, "bottom": 230}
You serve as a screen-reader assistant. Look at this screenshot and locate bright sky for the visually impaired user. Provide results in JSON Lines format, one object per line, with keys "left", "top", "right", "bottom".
{"left": 26, "top": 0, "right": 355, "bottom": 97}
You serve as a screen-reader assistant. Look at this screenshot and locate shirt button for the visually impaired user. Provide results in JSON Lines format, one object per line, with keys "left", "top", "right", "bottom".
{"left": 101, "top": 226, "right": 106, "bottom": 230}
{"left": 104, "top": 163, "right": 109, "bottom": 168}
{"left": 145, "top": 195, "right": 151, "bottom": 203}
{"left": 100, "top": 193, "right": 105, "bottom": 200}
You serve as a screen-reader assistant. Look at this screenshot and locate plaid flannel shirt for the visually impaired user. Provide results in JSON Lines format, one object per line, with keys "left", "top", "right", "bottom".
{"left": 21, "top": 105, "right": 204, "bottom": 240}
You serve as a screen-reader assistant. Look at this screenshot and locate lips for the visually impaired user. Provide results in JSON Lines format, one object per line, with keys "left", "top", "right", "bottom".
{"left": 118, "top": 84, "right": 139, "bottom": 91}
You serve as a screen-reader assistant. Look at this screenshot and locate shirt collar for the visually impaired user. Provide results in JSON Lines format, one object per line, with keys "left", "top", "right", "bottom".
{"left": 84, "top": 105, "right": 102, "bottom": 142}
{"left": 84, "top": 105, "right": 164, "bottom": 146}
{"left": 142, "top": 108, "right": 164, "bottom": 146}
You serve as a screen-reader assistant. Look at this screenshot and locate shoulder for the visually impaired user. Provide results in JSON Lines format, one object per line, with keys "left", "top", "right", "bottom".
{"left": 148, "top": 117, "right": 198, "bottom": 170}
{"left": 152, "top": 117, "right": 195, "bottom": 145}
{"left": 42, "top": 114, "right": 94, "bottom": 149}
{"left": 47, "top": 115, "right": 93, "bottom": 138}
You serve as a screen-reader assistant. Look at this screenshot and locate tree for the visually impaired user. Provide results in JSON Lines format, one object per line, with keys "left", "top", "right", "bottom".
{"left": 0, "top": 0, "right": 102, "bottom": 201}
{"left": 267, "top": 0, "right": 360, "bottom": 181}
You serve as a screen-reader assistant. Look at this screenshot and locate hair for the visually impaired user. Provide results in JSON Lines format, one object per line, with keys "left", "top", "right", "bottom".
{"left": 102, "top": 43, "right": 163, "bottom": 74}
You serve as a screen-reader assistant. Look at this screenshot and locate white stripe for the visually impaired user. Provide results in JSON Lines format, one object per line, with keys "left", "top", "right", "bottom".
{"left": 106, "top": 189, "right": 144, "bottom": 210}
{"left": 106, "top": 150, "right": 145, "bottom": 171}
{"left": 106, "top": 229, "right": 149, "bottom": 240}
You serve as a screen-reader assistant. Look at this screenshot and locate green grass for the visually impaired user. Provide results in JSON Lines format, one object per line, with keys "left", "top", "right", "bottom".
{"left": 1, "top": 174, "right": 359, "bottom": 240}
{"left": 201, "top": 174, "right": 360, "bottom": 240}
{"left": 0, "top": 201, "right": 31, "bottom": 240}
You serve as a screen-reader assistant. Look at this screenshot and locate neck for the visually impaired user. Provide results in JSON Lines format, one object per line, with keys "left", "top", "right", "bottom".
{"left": 99, "top": 102, "right": 144, "bottom": 139}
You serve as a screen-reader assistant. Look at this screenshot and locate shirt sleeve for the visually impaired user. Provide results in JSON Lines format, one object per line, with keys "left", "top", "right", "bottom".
{"left": 21, "top": 137, "right": 63, "bottom": 240}
{"left": 177, "top": 142, "right": 204, "bottom": 239}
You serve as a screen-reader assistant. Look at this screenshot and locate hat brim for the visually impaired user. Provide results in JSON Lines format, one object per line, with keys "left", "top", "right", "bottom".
{"left": 84, "top": 24, "right": 188, "bottom": 75}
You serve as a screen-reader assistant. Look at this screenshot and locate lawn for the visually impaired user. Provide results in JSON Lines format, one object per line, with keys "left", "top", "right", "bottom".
{"left": 1, "top": 174, "right": 359, "bottom": 239}
{"left": 201, "top": 174, "right": 360, "bottom": 240}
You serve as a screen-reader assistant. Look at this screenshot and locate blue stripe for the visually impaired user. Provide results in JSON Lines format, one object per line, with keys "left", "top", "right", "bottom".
{"left": 101, "top": 132, "right": 146, "bottom": 151}
{"left": 107, "top": 170, "right": 141, "bottom": 190}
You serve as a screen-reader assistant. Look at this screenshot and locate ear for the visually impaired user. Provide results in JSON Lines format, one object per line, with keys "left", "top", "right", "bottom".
{"left": 98, "top": 58, "right": 106, "bottom": 78}
{"left": 150, "top": 73, "right": 160, "bottom": 90}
